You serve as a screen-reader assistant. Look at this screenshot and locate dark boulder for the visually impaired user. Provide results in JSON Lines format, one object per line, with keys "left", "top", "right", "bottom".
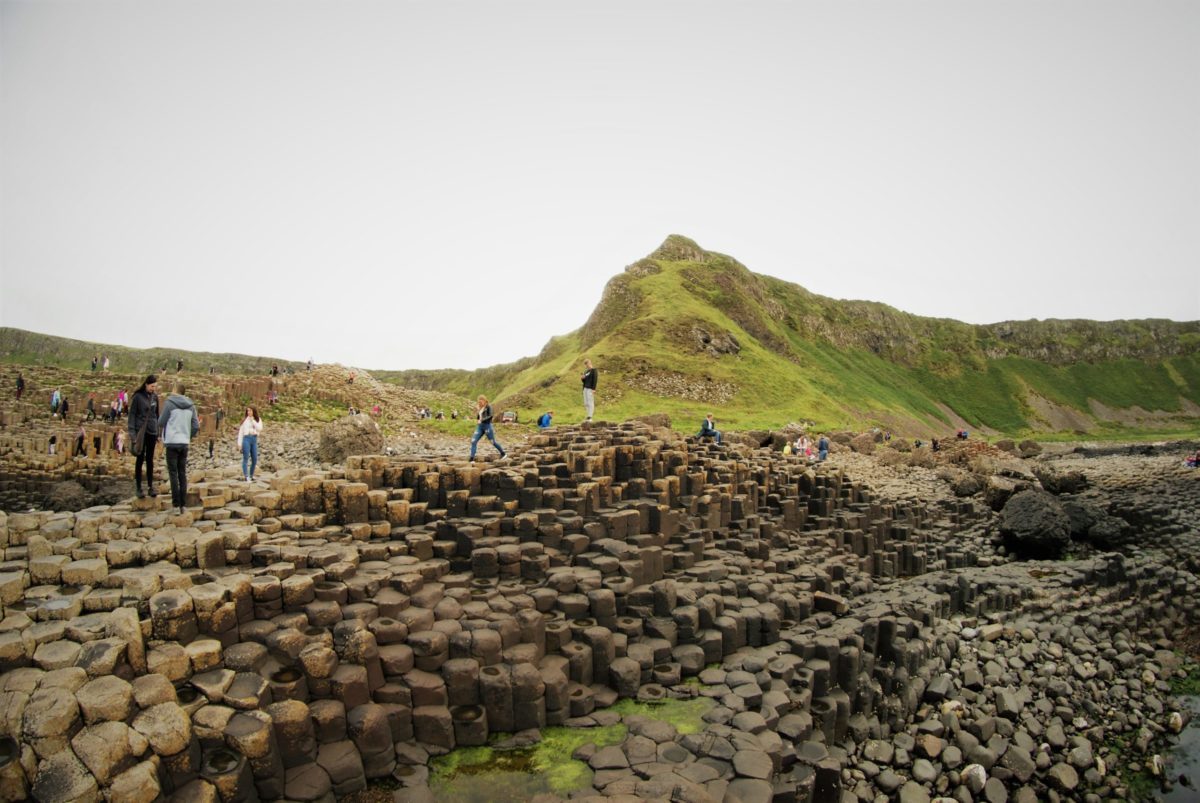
{"left": 999, "top": 490, "right": 1071, "bottom": 558}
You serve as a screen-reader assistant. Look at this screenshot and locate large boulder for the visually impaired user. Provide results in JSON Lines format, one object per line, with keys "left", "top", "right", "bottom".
{"left": 849, "top": 433, "right": 876, "bottom": 455}
{"left": 999, "top": 490, "right": 1071, "bottom": 558}
{"left": 317, "top": 415, "right": 383, "bottom": 464}
{"left": 1040, "top": 468, "right": 1087, "bottom": 494}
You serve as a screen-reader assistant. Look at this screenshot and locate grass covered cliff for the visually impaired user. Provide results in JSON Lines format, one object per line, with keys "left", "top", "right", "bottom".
{"left": 381, "top": 235, "right": 1200, "bottom": 438}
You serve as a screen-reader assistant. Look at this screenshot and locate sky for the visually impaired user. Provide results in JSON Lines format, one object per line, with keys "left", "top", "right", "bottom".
{"left": 2, "top": 0, "right": 1197, "bottom": 370}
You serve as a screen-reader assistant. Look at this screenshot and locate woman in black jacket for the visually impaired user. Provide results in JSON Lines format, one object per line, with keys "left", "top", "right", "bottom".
{"left": 468, "top": 395, "right": 506, "bottom": 462}
{"left": 127, "top": 374, "right": 160, "bottom": 497}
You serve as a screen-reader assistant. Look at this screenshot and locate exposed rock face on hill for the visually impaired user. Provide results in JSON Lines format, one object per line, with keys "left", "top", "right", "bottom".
{"left": 383, "top": 235, "right": 1200, "bottom": 437}
{"left": 316, "top": 414, "right": 383, "bottom": 463}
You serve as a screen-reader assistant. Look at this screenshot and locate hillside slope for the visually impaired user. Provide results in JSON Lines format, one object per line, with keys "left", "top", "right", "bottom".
{"left": 0, "top": 328, "right": 310, "bottom": 376}
{"left": 383, "top": 236, "right": 1200, "bottom": 437}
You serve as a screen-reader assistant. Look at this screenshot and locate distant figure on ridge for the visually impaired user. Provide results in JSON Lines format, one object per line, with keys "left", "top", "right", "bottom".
{"left": 696, "top": 413, "right": 722, "bottom": 444}
{"left": 158, "top": 381, "right": 200, "bottom": 514}
{"left": 91, "top": 355, "right": 98, "bottom": 372}
{"left": 176, "top": 358, "right": 184, "bottom": 372}
{"left": 469, "top": 395, "right": 506, "bottom": 463}
{"left": 15, "top": 373, "right": 23, "bottom": 401}
{"left": 102, "top": 355, "right": 110, "bottom": 371}
{"left": 581, "top": 358, "right": 598, "bottom": 422}
{"left": 128, "top": 375, "right": 161, "bottom": 498}
{"left": 537, "top": 410, "right": 554, "bottom": 429}
{"left": 237, "top": 407, "right": 263, "bottom": 482}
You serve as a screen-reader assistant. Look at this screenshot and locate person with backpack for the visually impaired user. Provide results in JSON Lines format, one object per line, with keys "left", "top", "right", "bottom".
{"left": 158, "top": 381, "right": 200, "bottom": 514}
{"left": 127, "top": 375, "right": 160, "bottom": 498}
{"left": 537, "top": 410, "right": 554, "bottom": 429}
{"left": 580, "top": 358, "right": 598, "bottom": 422}
{"left": 469, "top": 395, "right": 506, "bottom": 462}
{"left": 237, "top": 407, "right": 263, "bottom": 481}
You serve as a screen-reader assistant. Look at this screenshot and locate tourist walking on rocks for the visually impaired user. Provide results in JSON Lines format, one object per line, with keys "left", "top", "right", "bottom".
{"left": 60, "top": 396, "right": 69, "bottom": 419}
{"left": 696, "top": 413, "right": 722, "bottom": 444}
{"left": 15, "top": 373, "right": 23, "bottom": 401}
{"left": 74, "top": 425, "right": 86, "bottom": 457}
{"left": 818, "top": 434, "right": 830, "bottom": 462}
{"left": 469, "top": 395, "right": 506, "bottom": 462}
{"left": 581, "top": 358, "right": 598, "bottom": 422}
{"left": 115, "top": 430, "right": 125, "bottom": 455}
{"left": 215, "top": 406, "right": 225, "bottom": 430}
{"left": 128, "top": 375, "right": 160, "bottom": 497}
{"left": 86, "top": 393, "right": 96, "bottom": 421}
{"left": 50, "top": 389, "right": 60, "bottom": 416}
{"left": 237, "top": 407, "right": 263, "bottom": 481}
{"left": 108, "top": 399, "right": 119, "bottom": 424}
{"left": 158, "top": 382, "right": 200, "bottom": 514}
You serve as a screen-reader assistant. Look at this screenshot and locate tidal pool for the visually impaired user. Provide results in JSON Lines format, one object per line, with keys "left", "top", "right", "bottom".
{"left": 427, "top": 696, "right": 714, "bottom": 801}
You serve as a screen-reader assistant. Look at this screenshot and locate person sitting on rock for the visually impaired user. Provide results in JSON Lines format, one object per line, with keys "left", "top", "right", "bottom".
{"left": 696, "top": 413, "right": 722, "bottom": 445}
{"left": 537, "top": 410, "right": 554, "bottom": 429}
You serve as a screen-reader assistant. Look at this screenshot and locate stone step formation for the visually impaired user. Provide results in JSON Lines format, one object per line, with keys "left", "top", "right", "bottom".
{"left": 0, "top": 421, "right": 1193, "bottom": 803}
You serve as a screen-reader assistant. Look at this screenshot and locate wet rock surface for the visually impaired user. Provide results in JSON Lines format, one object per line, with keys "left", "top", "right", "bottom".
{"left": 0, "top": 423, "right": 1196, "bottom": 802}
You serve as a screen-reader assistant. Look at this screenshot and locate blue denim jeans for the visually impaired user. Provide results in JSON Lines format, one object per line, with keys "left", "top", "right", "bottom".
{"left": 469, "top": 423, "right": 504, "bottom": 460}
{"left": 242, "top": 434, "right": 258, "bottom": 479}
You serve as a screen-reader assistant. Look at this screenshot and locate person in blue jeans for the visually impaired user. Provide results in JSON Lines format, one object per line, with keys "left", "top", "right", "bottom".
{"left": 237, "top": 406, "right": 263, "bottom": 481}
{"left": 818, "top": 434, "right": 830, "bottom": 461}
{"left": 469, "top": 395, "right": 506, "bottom": 462}
{"left": 696, "top": 413, "right": 722, "bottom": 444}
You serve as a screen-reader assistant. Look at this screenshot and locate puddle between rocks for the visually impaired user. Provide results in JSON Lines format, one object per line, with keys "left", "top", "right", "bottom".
{"left": 1163, "top": 696, "right": 1200, "bottom": 802}
{"left": 427, "top": 696, "right": 714, "bottom": 801}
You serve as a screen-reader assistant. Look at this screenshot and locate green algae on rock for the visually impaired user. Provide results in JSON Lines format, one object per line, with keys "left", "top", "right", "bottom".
{"left": 428, "top": 696, "right": 714, "bottom": 800}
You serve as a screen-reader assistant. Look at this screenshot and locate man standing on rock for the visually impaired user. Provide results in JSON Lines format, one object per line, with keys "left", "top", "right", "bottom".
{"left": 818, "top": 434, "right": 830, "bottom": 462}
{"left": 581, "top": 358, "right": 598, "bottom": 422}
{"left": 158, "top": 381, "right": 200, "bottom": 514}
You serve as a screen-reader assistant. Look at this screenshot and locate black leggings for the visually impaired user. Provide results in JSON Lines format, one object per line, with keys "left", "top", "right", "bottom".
{"left": 135, "top": 435, "right": 158, "bottom": 487}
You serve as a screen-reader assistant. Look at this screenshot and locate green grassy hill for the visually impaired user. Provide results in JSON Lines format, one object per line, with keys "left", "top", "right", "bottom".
{"left": 0, "top": 328, "right": 305, "bottom": 376}
{"left": 382, "top": 236, "right": 1200, "bottom": 438}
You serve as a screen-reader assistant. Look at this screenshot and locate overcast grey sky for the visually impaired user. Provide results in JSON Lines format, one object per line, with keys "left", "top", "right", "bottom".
{"left": 2, "top": 0, "right": 1197, "bottom": 370}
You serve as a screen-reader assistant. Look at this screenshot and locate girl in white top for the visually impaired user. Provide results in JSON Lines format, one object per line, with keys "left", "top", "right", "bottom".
{"left": 237, "top": 407, "right": 263, "bottom": 481}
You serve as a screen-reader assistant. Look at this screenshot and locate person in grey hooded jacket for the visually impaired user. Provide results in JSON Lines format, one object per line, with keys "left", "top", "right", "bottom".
{"left": 158, "top": 381, "right": 200, "bottom": 513}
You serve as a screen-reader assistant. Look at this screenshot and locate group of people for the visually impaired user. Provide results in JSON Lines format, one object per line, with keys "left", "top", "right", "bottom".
{"left": 124, "top": 374, "right": 264, "bottom": 513}
{"left": 89, "top": 355, "right": 111, "bottom": 372}
{"left": 782, "top": 432, "right": 830, "bottom": 461}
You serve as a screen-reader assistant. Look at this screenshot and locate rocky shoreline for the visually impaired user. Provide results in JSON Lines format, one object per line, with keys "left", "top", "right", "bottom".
{"left": 0, "top": 422, "right": 1196, "bottom": 802}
